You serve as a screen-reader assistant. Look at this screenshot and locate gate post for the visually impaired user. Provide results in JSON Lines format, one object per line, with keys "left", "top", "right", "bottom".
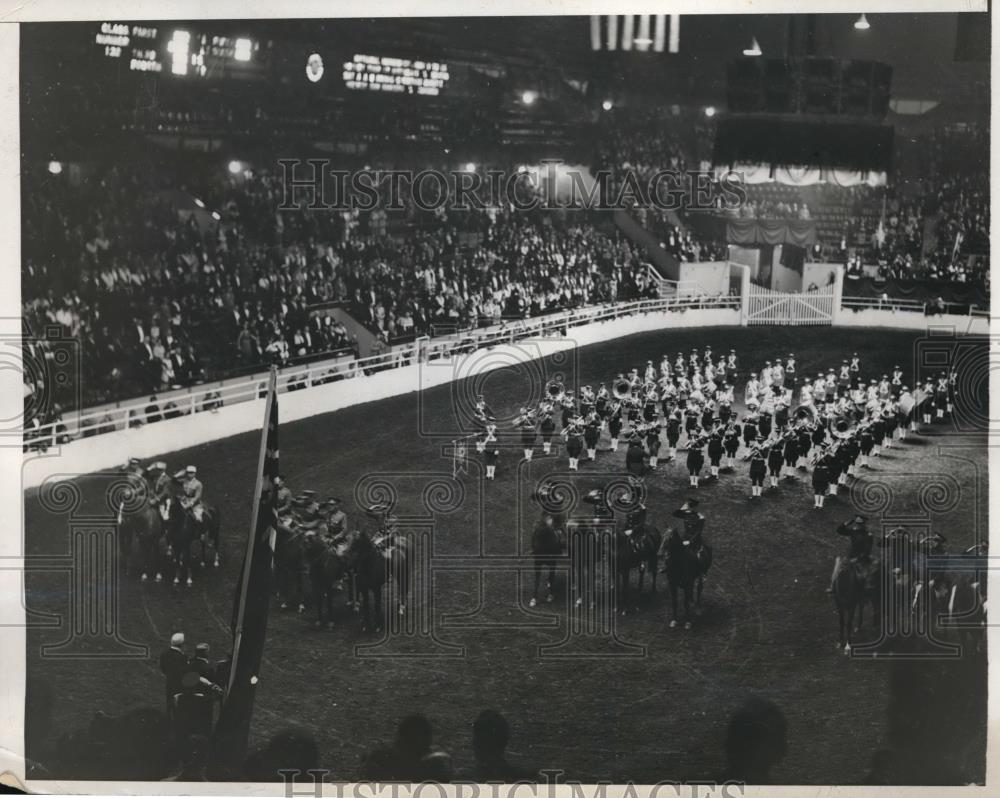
{"left": 830, "top": 264, "right": 845, "bottom": 325}
{"left": 729, "top": 263, "right": 751, "bottom": 326}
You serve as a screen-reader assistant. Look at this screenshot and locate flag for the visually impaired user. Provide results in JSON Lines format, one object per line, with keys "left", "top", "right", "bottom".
{"left": 211, "top": 367, "right": 279, "bottom": 774}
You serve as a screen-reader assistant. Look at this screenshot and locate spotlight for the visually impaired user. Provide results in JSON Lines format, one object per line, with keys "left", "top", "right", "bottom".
{"left": 464, "top": 162, "right": 477, "bottom": 173}
{"left": 704, "top": 106, "right": 716, "bottom": 118}
{"left": 194, "top": 198, "right": 205, "bottom": 208}
{"left": 742, "top": 37, "right": 762, "bottom": 57}
{"left": 854, "top": 14, "right": 870, "bottom": 30}
{"left": 602, "top": 99, "right": 614, "bottom": 111}
{"left": 521, "top": 90, "right": 537, "bottom": 106}
{"left": 47, "top": 161, "right": 62, "bottom": 175}
{"left": 211, "top": 211, "right": 221, "bottom": 221}
{"left": 227, "top": 160, "right": 242, "bottom": 175}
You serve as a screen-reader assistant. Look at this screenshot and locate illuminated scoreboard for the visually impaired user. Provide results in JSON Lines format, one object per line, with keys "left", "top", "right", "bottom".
{"left": 95, "top": 23, "right": 261, "bottom": 77}
{"left": 343, "top": 54, "right": 450, "bottom": 96}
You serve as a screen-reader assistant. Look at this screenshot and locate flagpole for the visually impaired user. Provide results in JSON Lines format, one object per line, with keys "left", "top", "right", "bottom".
{"left": 227, "top": 366, "right": 277, "bottom": 697}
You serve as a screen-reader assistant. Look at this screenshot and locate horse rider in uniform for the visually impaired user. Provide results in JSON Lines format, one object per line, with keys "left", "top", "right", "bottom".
{"left": 275, "top": 476, "right": 293, "bottom": 517}
{"left": 828, "top": 514, "right": 874, "bottom": 591}
{"left": 658, "top": 499, "right": 707, "bottom": 567}
{"left": 148, "top": 461, "right": 173, "bottom": 508}
{"left": 175, "top": 465, "right": 204, "bottom": 519}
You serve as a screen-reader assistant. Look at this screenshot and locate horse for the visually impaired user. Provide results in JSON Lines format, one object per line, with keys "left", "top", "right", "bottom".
{"left": 613, "top": 522, "right": 662, "bottom": 615}
{"left": 529, "top": 519, "right": 564, "bottom": 607}
{"left": 662, "top": 527, "right": 711, "bottom": 629}
{"left": 347, "top": 529, "right": 411, "bottom": 632}
{"left": 162, "top": 499, "right": 196, "bottom": 586}
{"left": 941, "top": 542, "right": 988, "bottom": 656}
{"left": 188, "top": 503, "right": 222, "bottom": 569}
{"left": 830, "top": 556, "right": 877, "bottom": 653}
{"left": 302, "top": 532, "right": 353, "bottom": 629}
{"left": 117, "top": 500, "right": 161, "bottom": 580}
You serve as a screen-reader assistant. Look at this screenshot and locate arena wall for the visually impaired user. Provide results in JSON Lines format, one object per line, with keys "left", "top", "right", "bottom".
{"left": 22, "top": 306, "right": 987, "bottom": 490}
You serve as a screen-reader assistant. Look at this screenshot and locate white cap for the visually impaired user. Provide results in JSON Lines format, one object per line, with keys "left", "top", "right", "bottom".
{"left": 186, "top": 465, "right": 197, "bottom": 474}
{"left": 170, "top": 632, "right": 185, "bottom": 647}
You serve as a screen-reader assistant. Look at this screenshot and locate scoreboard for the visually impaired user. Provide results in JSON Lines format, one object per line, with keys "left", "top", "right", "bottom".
{"left": 343, "top": 54, "right": 450, "bottom": 96}
{"left": 94, "top": 23, "right": 262, "bottom": 77}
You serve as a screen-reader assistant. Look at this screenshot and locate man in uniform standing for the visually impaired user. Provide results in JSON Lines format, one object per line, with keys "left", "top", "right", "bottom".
{"left": 828, "top": 514, "right": 874, "bottom": 591}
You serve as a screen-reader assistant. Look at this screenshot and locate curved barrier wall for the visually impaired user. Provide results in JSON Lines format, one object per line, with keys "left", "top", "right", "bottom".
{"left": 22, "top": 302, "right": 987, "bottom": 490}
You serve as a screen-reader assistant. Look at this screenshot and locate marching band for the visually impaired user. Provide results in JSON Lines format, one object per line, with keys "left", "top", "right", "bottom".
{"left": 464, "top": 347, "right": 953, "bottom": 506}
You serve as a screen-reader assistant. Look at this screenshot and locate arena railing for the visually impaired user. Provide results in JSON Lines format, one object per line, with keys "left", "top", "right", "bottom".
{"left": 841, "top": 295, "right": 990, "bottom": 318}
{"left": 24, "top": 294, "right": 741, "bottom": 451}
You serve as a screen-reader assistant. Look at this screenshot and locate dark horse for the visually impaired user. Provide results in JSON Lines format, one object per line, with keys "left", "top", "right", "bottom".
{"left": 347, "top": 529, "right": 411, "bottom": 632}
{"left": 662, "top": 527, "right": 711, "bottom": 629}
{"left": 831, "top": 556, "right": 877, "bottom": 653}
{"left": 162, "top": 499, "right": 197, "bottom": 586}
{"left": 530, "top": 517, "right": 565, "bottom": 607}
{"left": 189, "top": 503, "right": 222, "bottom": 569}
{"left": 302, "top": 532, "right": 353, "bottom": 629}
{"left": 614, "top": 522, "right": 662, "bottom": 615}
{"left": 117, "top": 499, "right": 161, "bottom": 580}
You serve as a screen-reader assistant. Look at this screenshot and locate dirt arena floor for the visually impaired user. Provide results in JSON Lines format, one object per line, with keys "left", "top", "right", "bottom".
{"left": 24, "top": 325, "right": 988, "bottom": 783}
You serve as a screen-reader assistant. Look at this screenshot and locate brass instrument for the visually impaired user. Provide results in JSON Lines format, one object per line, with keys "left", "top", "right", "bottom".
{"left": 546, "top": 379, "right": 565, "bottom": 402}
{"left": 613, "top": 378, "right": 632, "bottom": 399}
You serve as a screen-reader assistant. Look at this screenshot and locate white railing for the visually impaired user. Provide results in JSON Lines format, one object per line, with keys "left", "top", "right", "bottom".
{"left": 26, "top": 294, "right": 742, "bottom": 450}
{"left": 841, "top": 295, "right": 989, "bottom": 318}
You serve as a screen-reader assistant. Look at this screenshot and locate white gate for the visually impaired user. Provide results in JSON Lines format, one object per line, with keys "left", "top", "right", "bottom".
{"left": 746, "top": 283, "right": 835, "bottom": 326}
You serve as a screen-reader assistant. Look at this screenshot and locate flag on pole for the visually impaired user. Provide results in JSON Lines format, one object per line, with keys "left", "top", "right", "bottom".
{"left": 211, "top": 367, "right": 279, "bottom": 775}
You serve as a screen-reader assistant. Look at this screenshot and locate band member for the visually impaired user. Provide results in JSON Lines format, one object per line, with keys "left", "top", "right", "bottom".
{"left": 563, "top": 417, "right": 584, "bottom": 471}
{"left": 877, "top": 375, "right": 891, "bottom": 402}
{"left": 772, "top": 358, "right": 785, "bottom": 390}
{"left": 646, "top": 422, "right": 662, "bottom": 469}
{"left": 934, "top": 373, "right": 949, "bottom": 420}
{"left": 890, "top": 366, "right": 904, "bottom": 399}
{"left": 744, "top": 374, "right": 760, "bottom": 406}
{"left": 774, "top": 397, "right": 790, "bottom": 433}
{"left": 723, "top": 416, "right": 741, "bottom": 469}
{"left": 700, "top": 400, "right": 715, "bottom": 433}
{"left": 920, "top": 379, "right": 934, "bottom": 426}
{"left": 659, "top": 354, "right": 672, "bottom": 377}
{"left": 513, "top": 407, "right": 537, "bottom": 461}
{"left": 684, "top": 401, "right": 701, "bottom": 437}
{"left": 742, "top": 410, "right": 759, "bottom": 448}
{"left": 560, "top": 392, "right": 575, "bottom": 429}
{"left": 824, "top": 443, "right": 843, "bottom": 496}
{"left": 474, "top": 394, "right": 496, "bottom": 426}
{"left": 824, "top": 371, "right": 837, "bottom": 404}
{"left": 484, "top": 443, "right": 500, "bottom": 481}
{"left": 758, "top": 404, "right": 773, "bottom": 440}
{"left": 782, "top": 430, "right": 799, "bottom": 479}
{"left": 871, "top": 412, "right": 886, "bottom": 457}
{"left": 717, "top": 383, "right": 734, "bottom": 424}
{"left": 625, "top": 431, "right": 646, "bottom": 477}
{"left": 726, "top": 349, "right": 739, "bottom": 385}
{"left": 540, "top": 411, "right": 556, "bottom": 454}
{"left": 644, "top": 360, "right": 657, "bottom": 383}
{"left": 784, "top": 353, "right": 797, "bottom": 389}
{"left": 608, "top": 401, "right": 624, "bottom": 452}
{"left": 811, "top": 449, "right": 830, "bottom": 509}
{"left": 685, "top": 431, "right": 706, "bottom": 488}
{"left": 579, "top": 385, "right": 596, "bottom": 418}
{"left": 584, "top": 413, "right": 601, "bottom": 461}
{"left": 747, "top": 438, "right": 767, "bottom": 499}
{"left": 766, "top": 438, "right": 784, "bottom": 489}
{"left": 595, "top": 383, "right": 610, "bottom": 428}
{"left": 837, "top": 362, "right": 851, "bottom": 397}
{"left": 849, "top": 352, "right": 862, "bottom": 388}
{"left": 707, "top": 424, "right": 725, "bottom": 479}
{"left": 665, "top": 408, "right": 682, "bottom": 460}
{"left": 795, "top": 422, "right": 813, "bottom": 469}
{"left": 947, "top": 369, "right": 957, "bottom": 415}
{"left": 643, "top": 386, "right": 659, "bottom": 423}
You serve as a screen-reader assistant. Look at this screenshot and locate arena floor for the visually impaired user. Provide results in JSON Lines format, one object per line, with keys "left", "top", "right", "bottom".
{"left": 24, "top": 325, "right": 988, "bottom": 783}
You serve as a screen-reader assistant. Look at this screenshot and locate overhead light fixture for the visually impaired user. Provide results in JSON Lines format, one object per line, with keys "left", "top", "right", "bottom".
{"left": 602, "top": 99, "right": 614, "bottom": 111}
{"left": 521, "top": 90, "right": 537, "bottom": 106}
{"left": 47, "top": 160, "right": 63, "bottom": 175}
{"left": 228, "top": 160, "right": 242, "bottom": 174}
{"left": 854, "top": 13, "right": 870, "bottom": 30}
{"left": 743, "top": 37, "right": 762, "bottom": 57}
{"left": 704, "top": 106, "right": 717, "bottom": 118}
{"left": 194, "top": 198, "right": 205, "bottom": 208}
{"left": 465, "top": 162, "right": 477, "bottom": 173}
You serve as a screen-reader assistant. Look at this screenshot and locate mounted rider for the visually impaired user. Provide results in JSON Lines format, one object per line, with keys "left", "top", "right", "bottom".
{"left": 828, "top": 514, "right": 874, "bottom": 590}
{"left": 147, "top": 461, "right": 173, "bottom": 508}
{"left": 174, "top": 465, "right": 205, "bottom": 520}
{"left": 659, "top": 499, "right": 710, "bottom": 568}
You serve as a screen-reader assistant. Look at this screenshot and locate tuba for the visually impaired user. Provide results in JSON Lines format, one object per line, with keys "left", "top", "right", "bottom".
{"left": 613, "top": 378, "right": 632, "bottom": 399}
{"left": 546, "top": 379, "right": 565, "bottom": 402}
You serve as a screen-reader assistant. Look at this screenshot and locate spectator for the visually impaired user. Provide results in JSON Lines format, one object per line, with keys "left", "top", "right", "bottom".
{"left": 158, "top": 632, "right": 187, "bottom": 718}
{"left": 468, "top": 709, "right": 540, "bottom": 782}
{"left": 723, "top": 697, "right": 787, "bottom": 784}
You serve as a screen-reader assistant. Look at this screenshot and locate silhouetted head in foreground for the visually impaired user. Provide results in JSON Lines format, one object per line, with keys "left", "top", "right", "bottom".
{"left": 724, "top": 697, "right": 787, "bottom": 784}
{"left": 244, "top": 727, "right": 319, "bottom": 781}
